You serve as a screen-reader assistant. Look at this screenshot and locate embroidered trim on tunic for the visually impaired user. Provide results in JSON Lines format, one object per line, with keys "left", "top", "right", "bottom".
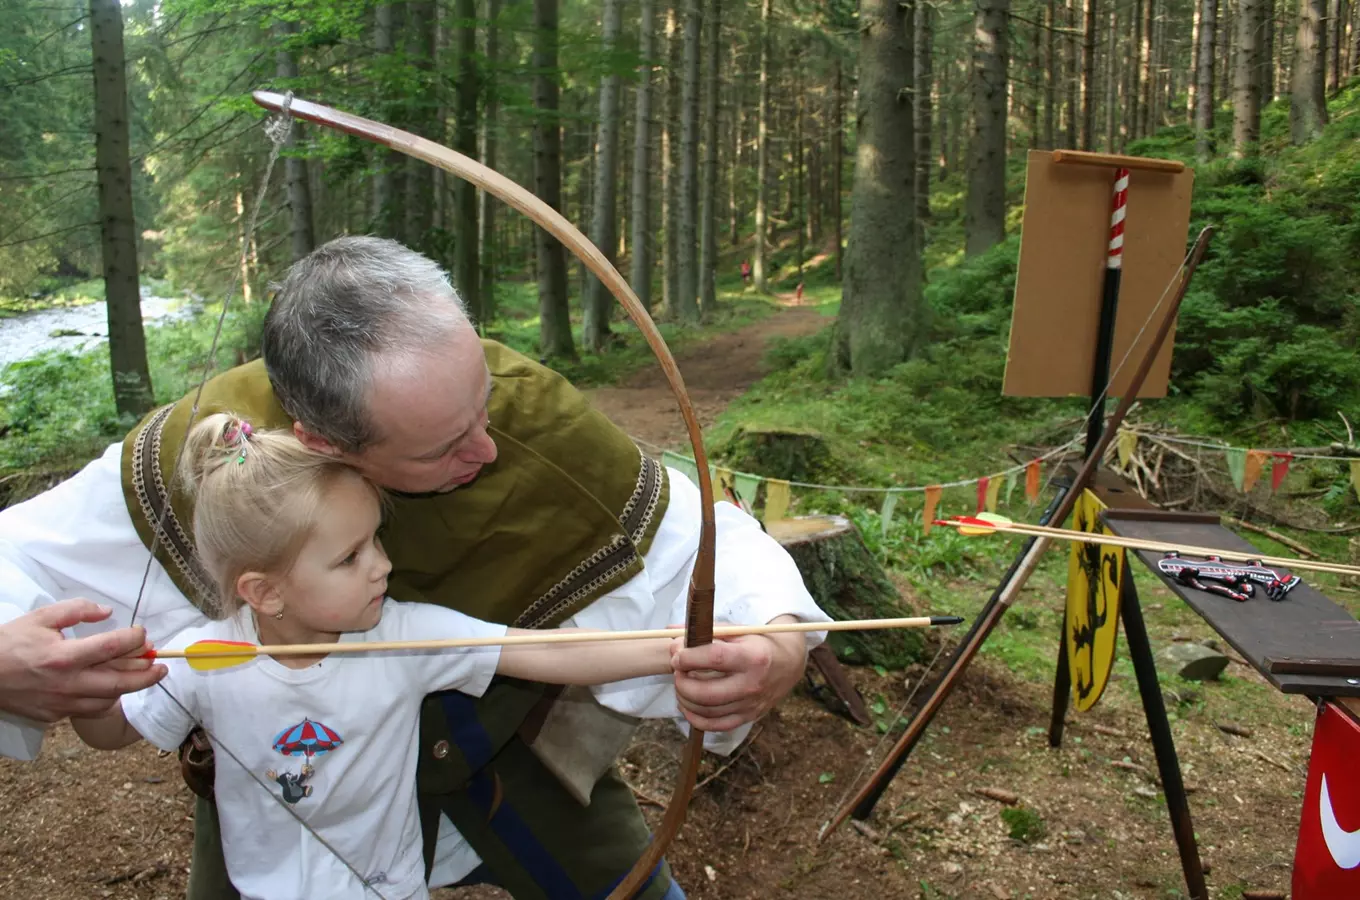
{"left": 515, "top": 453, "right": 665, "bottom": 629}
{"left": 132, "top": 405, "right": 216, "bottom": 605}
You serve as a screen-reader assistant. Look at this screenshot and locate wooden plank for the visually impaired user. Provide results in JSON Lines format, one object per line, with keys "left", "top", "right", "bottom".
{"left": 1100, "top": 508, "right": 1360, "bottom": 697}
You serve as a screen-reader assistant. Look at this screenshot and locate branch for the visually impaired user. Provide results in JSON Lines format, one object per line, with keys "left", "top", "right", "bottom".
{"left": 0, "top": 221, "right": 97, "bottom": 249}
{"left": 0, "top": 64, "right": 92, "bottom": 90}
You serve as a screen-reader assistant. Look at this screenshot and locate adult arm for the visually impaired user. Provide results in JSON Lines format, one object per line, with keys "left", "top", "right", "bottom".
{"left": 568, "top": 466, "right": 829, "bottom": 751}
{"left": 0, "top": 443, "right": 208, "bottom": 759}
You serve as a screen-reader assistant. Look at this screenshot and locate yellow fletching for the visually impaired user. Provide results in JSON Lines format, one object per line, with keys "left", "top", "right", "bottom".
{"left": 181, "top": 640, "right": 260, "bottom": 672}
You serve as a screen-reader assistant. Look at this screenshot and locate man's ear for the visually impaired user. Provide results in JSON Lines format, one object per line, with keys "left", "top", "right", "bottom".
{"left": 237, "top": 571, "right": 284, "bottom": 619}
{"left": 294, "top": 421, "right": 341, "bottom": 456}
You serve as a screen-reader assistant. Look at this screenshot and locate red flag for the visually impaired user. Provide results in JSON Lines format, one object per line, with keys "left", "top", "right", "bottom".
{"left": 922, "top": 485, "right": 942, "bottom": 535}
{"left": 1272, "top": 452, "right": 1294, "bottom": 493}
{"left": 976, "top": 477, "right": 989, "bottom": 515}
{"left": 1025, "top": 460, "right": 1041, "bottom": 504}
{"left": 1293, "top": 701, "right": 1360, "bottom": 898}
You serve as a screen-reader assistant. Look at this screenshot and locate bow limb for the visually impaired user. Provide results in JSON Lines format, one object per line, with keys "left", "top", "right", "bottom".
{"left": 251, "top": 91, "right": 715, "bottom": 897}
{"left": 820, "top": 226, "right": 1215, "bottom": 840}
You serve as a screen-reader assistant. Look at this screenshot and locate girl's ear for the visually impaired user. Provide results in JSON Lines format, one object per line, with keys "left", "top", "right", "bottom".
{"left": 237, "top": 571, "right": 283, "bottom": 619}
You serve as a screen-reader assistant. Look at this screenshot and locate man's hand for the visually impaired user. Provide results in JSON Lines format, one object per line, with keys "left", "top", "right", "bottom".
{"left": 0, "top": 599, "right": 167, "bottom": 723}
{"left": 670, "top": 614, "right": 809, "bottom": 732}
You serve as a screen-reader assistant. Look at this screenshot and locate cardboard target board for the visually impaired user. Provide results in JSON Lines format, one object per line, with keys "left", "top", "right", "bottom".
{"left": 1003, "top": 150, "right": 1195, "bottom": 400}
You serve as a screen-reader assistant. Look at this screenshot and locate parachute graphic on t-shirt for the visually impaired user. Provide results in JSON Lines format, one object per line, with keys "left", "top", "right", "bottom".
{"left": 265, "top": 717, "right": 344, "bottom": 804}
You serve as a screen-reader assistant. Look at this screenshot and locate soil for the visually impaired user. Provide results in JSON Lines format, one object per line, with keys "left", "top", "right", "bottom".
{"left": 0, "top": 303, "right": 1313, "bottom": 899}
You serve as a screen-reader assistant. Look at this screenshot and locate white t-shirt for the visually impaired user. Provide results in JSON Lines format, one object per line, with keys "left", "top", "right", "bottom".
{"left": 122, "top": 599, "right": 507, "bottom": 900}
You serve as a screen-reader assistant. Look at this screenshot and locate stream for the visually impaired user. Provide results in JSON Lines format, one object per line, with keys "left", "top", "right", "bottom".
{"left": 0, "top": 289, "right": 198, "bottom": 373}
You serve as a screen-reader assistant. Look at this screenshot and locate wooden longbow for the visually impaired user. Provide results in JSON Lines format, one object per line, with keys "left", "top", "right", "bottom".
{"left": 251, "top": 91, "right": 713, "bottom": 899}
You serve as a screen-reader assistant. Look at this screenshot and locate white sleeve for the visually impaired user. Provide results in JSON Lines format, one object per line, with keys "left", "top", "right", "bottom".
{"left": 567, "top": 466, "right": 830, "bottom": 754}
{"left": 379, "top": 601, "right": 508, "bottom": 697}
{"left": 120, "top": 666, "right": 202, "bottom": 753}
{"left": 0, "top": 443, "right": 210, "bottom": 760}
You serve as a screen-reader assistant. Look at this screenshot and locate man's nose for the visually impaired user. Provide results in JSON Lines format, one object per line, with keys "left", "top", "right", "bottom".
{"left": 463, "top": 429, "right": 498, "bottom": 465}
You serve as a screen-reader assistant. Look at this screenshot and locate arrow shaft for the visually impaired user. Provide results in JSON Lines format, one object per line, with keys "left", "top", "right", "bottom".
{"left": 157, "top": 616, "right": 963, "bottom": 661}
{"left": 948, "top": 520, "right": 1360, "bottom": 578}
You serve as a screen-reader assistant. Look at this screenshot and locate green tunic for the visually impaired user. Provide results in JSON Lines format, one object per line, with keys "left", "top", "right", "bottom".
{"left": 121, "top": 340, "right": 678, "bottom": 899}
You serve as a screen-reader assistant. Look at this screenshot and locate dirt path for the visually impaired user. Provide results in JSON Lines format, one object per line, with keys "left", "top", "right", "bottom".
{"left": 586, "top": 304, "right": 829, "bottom": 450}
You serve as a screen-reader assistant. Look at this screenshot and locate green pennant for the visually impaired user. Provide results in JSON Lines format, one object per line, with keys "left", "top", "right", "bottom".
{"left": 661, "top": 450, "right": 700, "bottom": 487}
{"left": 1225, "top": 447, "right": 1247, "bottom": 492}
{"left": 733, "top": 472, "right": 762, "bottom": 509}
{"left": 1004, "top": 470, "right": 1018, "bottom": 506}
{"left": 880, "top": 491, "right": 900, "bottom": 538}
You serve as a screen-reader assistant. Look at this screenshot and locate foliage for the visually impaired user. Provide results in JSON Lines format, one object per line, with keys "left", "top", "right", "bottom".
{"left": 1000, "top": 806, "right": 1047, "bottom": 843}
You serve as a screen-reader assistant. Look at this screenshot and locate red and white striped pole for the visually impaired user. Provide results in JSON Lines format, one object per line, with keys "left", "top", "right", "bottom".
{"left": 1084, "top": 166, "right": 1131, "bottom": 457}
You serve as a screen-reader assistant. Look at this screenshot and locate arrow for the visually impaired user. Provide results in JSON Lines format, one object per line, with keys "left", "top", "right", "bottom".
{"left": 934, "top": 512, "right": 1360, "bottom": 578}
{"left": 148, "top": 616, "right": 966, "bottom": 672}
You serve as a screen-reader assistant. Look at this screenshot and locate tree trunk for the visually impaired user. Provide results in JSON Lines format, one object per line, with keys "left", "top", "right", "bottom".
{"left": 1189, "top": 0, "right": 1203, "bottom": 119}
{"left": 1330, "top": 0, "right": 1342, "bottom": 91}
{"left": 915, "top": 0, "right": 933, "bottom": 248}
{"left": 274, "top": 21, "right": 315, "bottom": 261}
{"left": 730, "top": 42, "right": 743, "bottom": 247}
{"left": 372, "top": 3, "right": 405, "bottom": 238}
{"left": 1262, "top": 0, "right": 1276, "bottom": 102}
{"left": 1029, "top": 10, "right": 1042, "bottom": 148}
{"left": 405, "top": 2, "right": 436, "bottom": 251}
{"left": 1045, "top": 0, "right": 1056, "bottom": 148}
{"left": 662, "top": 4, "right": 681, "bottom": 311}
{"left": 630, "top": 0, "right": 656, "bottom": 311}
{"left": 479, "top": 0, "right": 501, "bottom": 322}
{"left": 533, "top": 0, "right": 574, "bottom": 359}
{"left": 753, "top": 0, "right": 773, "bottom": 292}
{"left": 584, "top": 0, "right": 624, "bottom": 349}
{"left": 699, "top": 0, "right": 722, "bottom": 314}
{"left": 966, "top": 0, "right": 1008, "bottom": 256}
{"left": 1081, "top": 0, "right": 1097, "bottom": 148}
{"left": 832, "top": 0, "right": 924, "bottom": 376}
{"left": 90, "top": 0, "right": 152, "bottom": 417}
{"left": 1293, "top": 0, "right": 1330, "bottom": 141}
{"left": 1196, "top": 0, "right": 1218, "bottom": 158}
{"left": 448, "top": 0, "right": 480, "bottom": 321}
{"left": 1233, "top": 0, "right": 1263, "bottom": 155}
{"left": 673, "top": 0, "right": 702, "bottom": 321}
{"left": 1106, "top": 0, "right": 1119, "bottom": 149}
{"left": 1140, "top": 0, "right": 1154, "bottom": 136}
{"left": 1066, "top": 0, "right": 1079, "bottom": 147}
{"left": 833, "top": 55, "right": 844, "bottom": 281}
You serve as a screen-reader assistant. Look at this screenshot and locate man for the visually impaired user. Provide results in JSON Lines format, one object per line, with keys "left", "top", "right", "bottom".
{"left": 0, "top": 236, "right": 828, "bottom": 898}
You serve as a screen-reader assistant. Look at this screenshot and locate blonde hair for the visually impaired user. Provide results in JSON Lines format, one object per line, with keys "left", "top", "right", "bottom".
{"left": 181, "top": 413, "right": 377, "bottom": 618}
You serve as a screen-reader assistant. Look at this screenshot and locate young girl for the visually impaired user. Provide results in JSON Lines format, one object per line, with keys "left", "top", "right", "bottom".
{"left": 72, "top": 414, "right": 691, "bottom": 900}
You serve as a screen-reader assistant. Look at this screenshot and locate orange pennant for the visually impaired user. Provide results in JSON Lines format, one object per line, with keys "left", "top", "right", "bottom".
{"left": 1243, "top": 449, "right": 1269, "bottom": 492}
{"left": 1025, "top": 460, "right": 1041, "bottom": 504}
{"left": 923, "top": 485, "right": 942, "bottom": 534}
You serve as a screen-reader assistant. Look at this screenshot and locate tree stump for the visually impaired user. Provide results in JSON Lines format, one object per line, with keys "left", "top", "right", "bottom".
{"left": 720, "top": 427, "right": 833, "bottom": 482}
{"left": 767, "top": 514, "right": 925, "bottom": 669}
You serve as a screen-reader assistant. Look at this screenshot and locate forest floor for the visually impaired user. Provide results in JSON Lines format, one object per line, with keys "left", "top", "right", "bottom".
{"left": 0, "top": 296, "right": 1315, "bottom": 900}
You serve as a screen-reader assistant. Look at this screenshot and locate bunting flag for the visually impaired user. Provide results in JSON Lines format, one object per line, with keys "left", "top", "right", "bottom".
{"left": 1004, "top": 469, "right": 1018, "bottom": 506}
{"left": 1271, "top": 452, "right": 1293, "bottom": 493}
{"left": 1243, "top": 449, "right": 1269, "bottom": 492}
{"left": 880, "top": 491, "right": 900, "bottom": 538}
{"left": 1025, "top": 460, "right": 1041, "bottom": 504}
{"left": 1226, "top": 448, "right": 1247, "bottom": 492}
{"left": 733, "top": 473, "right": 762, "bottom": 511}
{"left": 923, "top": 485, "right": 942, "bottom": 535}
{"left": 763, "top": 478, "right": 791, "bottom": 524}
{"left": 662, "top": 450, "right": 700, "bottom": 486}
{"left": 984, "top": 475, "right": 1002, "bottom": 512}
{"left": 976, "top": 476, "right": 990, "bottom": 515}
{"left": 1351, "top": 460, "right": 1360, "bottom": 504}
{"left": 1117, "top": 429, "right": 1138, "bottom": 467}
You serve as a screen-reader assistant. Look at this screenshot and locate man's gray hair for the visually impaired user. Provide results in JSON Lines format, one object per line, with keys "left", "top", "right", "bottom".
{"left": 262, "top": 236, "right": 471, "bottom": 452}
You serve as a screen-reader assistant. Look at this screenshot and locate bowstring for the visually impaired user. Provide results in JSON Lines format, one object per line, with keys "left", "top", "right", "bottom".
{"left": 124, "top": 92, "right": 391, "bottom": 899}
{"left": 815, "top": 638, "right": 948, "bottom": 836}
